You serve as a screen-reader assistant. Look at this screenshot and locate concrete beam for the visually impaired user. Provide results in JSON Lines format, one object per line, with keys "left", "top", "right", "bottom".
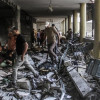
{"left": 67, "top": 66, "right": 92, "bottom": 97}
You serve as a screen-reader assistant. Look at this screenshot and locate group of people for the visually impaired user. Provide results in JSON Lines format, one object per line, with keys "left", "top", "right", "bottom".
{"left": 0, "top": 22, "right": 73, "bottom": 87}
{"left": 31, "top": 29, "right": 45, "bottom": 47}
{"left": 11, "top": 22, "right": 62, "bottom": 86}
{"left": 11, "top": 23, "right": 73, "bottom": 86}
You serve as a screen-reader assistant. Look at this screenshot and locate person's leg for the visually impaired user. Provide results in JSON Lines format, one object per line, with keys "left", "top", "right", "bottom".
{"left": 48, "top": 42, "right": 58, "bottom": 63}
{"left": 24, "top": 54, "right": 38, "bottom": 76}
{"left": 49, "top": 42, "right": 57, "bottom": 58}
{"left": 12, "top": 55, "right": 24, "bottom": 84}
{"left": 54, "top": 42, "right": 57, "bottom": 54}
{"left": 48, "top": 43, "right": 53, "bottom": 62}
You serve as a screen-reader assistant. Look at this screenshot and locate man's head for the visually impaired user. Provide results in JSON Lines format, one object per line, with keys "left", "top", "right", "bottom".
{"left": 52, "top": 24, "right": 55, "bottom": 27}
{"left": 10, "top": 26, "right": 19, "bottom": 35}
{"left": 69, "top": 28, "right": 72, "bottom": 31}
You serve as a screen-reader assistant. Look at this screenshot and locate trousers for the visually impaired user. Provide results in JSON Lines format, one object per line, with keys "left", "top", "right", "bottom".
{"left": 13, "top": 54, "right": 36, "bottom": 83}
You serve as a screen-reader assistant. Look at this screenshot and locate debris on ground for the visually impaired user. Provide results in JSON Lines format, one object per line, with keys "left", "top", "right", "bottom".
{"left": 0, "top": 41, "right": 99, "bottom": 100}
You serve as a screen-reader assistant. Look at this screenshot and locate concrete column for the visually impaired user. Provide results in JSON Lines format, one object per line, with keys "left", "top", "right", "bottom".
{"left": 64, "top": 19, "right": 65, "bottom": 35}
{"left": 61, "top": 20, "right": 65, "bottom": 35}
{"left": 65, "top": 18, "right": 67, "bottom": 34}
{"left": 80, "top": 3, "right": 86, "bottom": 42}
{"left": 16, "top": 5, "right": 21, "bottom": 33}
{"left": 65, "top": 17, "right": 68, "bottom": 34}
{"left": 73, "top": 11, "right": 78, "bottom": 34}
{"left": 68, "top": 15, "right": 71, "bottom": 29}
{"left": 93, "top": 0, "right": 100, "bottom": 59}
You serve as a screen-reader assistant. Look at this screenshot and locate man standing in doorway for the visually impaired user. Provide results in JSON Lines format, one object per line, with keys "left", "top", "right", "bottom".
{"left": 10, "top": 26, "right": 38, "bottom": 85}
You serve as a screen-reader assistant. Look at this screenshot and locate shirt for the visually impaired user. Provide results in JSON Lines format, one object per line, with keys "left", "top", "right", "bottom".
{"left": 16, "top": 34, "right": 26, "bottom": 55}
{"left": 45, "top": 27, "right": 56, "bottom": 44}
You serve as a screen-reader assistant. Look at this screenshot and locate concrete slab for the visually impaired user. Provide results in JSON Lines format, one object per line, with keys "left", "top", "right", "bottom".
{"left": 67, "top": 66, "right": 92, "bottom": 97}
{"left": 17, "top": 78, "right": 32, "bottom": 91}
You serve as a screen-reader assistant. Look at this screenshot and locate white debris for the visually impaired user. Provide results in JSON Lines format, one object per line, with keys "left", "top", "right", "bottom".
{"left": 0, "top": 70, "right": 7, "bottom": 77}
{"left": 17, "top": 78, "right": 32, "bottom": 91}
{"left": 46, "top": 72, "right": 54, "bottom": 81}
{"left": 16, "top": 91, "right": 30, "bottom": 98}
{"left": 66, "top": 95, "right": 72, "bottom": 99}
{"left": 35, "top": 93, "right": 41, "bottom": 99}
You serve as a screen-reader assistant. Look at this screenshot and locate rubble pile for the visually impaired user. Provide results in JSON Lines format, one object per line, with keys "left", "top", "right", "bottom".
{"left": 0, "top": 42, "right": 99, "bottom": 100}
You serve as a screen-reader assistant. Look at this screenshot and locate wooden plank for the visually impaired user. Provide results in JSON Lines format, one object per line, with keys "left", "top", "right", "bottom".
{"left": 67, "top": 66, "right": 92, "bottom": 97}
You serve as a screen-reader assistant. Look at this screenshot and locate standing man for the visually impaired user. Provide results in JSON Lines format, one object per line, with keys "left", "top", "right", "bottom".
{"left": 11, "top": 26, "right": 38, "bottom": 85}
{"left": 37, "top": 29, "right": 41, "bottom": 46}
{"left": 44, "top": 22, "right": 60, "bottom": 63}
{"left": 67, "top": 28, "right": 73, "bottom": 40}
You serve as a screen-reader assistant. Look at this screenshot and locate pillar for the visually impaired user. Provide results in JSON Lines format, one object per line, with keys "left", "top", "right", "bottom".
{"left": 68, "top": 15, "right": 71, "bottom": 29}
{"left": 65, "top": 18, "right": 67, "bottom": 34}
{"left": 93, "top": 0, "right": 100, "bottom": 59}
{"left": 16, "top": 5, "right": 21, "bottom": 33}
{"left": 64, "top": 19, "right": 65, "bottom": 35}
{"left": 65, "top": 17, "right": 68, "bottom": 34}
{"left": 61, "top": 20, "right": 65, "bottom": 35}
{"left": 80, "top": 3, "right": 86, "bottom": 42}
{"left": 73, "top": 11, "right": 78, "bottom": 34}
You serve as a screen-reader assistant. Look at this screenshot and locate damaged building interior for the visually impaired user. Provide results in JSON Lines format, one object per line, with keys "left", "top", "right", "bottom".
{"left": 0, "top": 0, "right": 100, "bottom": 100}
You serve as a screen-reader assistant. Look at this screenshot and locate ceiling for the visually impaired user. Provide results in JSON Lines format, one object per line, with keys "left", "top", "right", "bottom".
{"left": 13, "top": 0, "right": 91, "bottom": 17}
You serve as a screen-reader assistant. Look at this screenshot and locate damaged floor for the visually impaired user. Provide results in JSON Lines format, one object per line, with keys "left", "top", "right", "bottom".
{"left": 0, "top": 43, "right": 100, "bottom": 100}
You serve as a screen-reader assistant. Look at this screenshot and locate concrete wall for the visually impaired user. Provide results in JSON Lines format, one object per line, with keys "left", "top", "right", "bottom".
{"left": 37, "top": 22, "right": 45, "bottom": 30}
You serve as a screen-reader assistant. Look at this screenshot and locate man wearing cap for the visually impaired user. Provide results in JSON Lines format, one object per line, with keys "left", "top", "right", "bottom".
{"left": 44, "top": 22, "right": 60, "bottom": 63}
{"left": 10, "top": 26, "right": 38, "bottom": 85}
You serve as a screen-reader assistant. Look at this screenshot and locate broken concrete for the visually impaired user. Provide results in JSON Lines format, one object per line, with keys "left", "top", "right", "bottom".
{"left": 0, "top": 41, "right": 99, "bottom": 100}
{"left": 67, "top": 66, "right": 92, "bottom": 97}
{"left": 16, "top": 90, "right": 30, "bottom": 98}
{"left": 17, "top": 78, "right": 32, "bottom": 91}
{"left": 0, "top": 70, "right": 7, "bottom": 77}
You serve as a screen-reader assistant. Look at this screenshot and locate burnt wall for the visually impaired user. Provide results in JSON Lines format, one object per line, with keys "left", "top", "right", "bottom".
{"left": 0, "top": 0, "right": 16, "bottom": 45}
{"left": 0, "top": 18, "right": 12, "bottom": 44}
{"left": 21, "top": 11, "right": 36, "bottom": 48}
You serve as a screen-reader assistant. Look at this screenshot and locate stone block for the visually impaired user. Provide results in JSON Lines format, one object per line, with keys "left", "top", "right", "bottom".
{"left": 67, "top": 66, "right": 92, "bottom": 97}
{"left": 17, "top": 78, "right": 32, "bottom": 91}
